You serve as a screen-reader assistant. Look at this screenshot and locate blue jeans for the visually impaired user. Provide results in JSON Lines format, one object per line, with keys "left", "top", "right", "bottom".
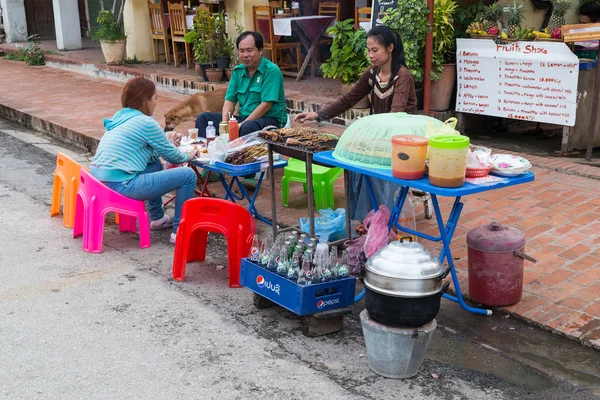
{"left": 105, "top": 160, "right": 197, "bottom": 234}
{"left": 195, "top": 112, "right": 280, "bottom": 137}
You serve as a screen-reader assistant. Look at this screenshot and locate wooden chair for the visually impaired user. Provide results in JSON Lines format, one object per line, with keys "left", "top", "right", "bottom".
{"left": 168, "top": 1, "right": 192, "bottom": 69}
{"left": 269, "top": 0, "right": 282, "bottom": 14}
{"left": 253, "top": 5, "right": 302, "bottom": 73}
{"left": 355, "top": 6, "right": 372, "bottom": 29}
{"left": 318, "top": 2, "right": 340, "bottom": 20}
{"left": 148, "top": 1, "right": 171, "bottom": 64}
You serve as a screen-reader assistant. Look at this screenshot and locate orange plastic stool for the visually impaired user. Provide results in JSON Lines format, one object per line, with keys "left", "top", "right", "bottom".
{"left": 50, "top": 152, "right": 87, "bottom": 228}
{"left": 172, "top": 198, "right": 256, "bottom": 288}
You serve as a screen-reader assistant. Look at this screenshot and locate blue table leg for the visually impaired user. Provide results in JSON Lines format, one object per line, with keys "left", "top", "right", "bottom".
{"left": 429, "top": 195, "right": 492, "bottom": 316}
{"left": 363, "top": 175, "right": 379, "bottom": 212}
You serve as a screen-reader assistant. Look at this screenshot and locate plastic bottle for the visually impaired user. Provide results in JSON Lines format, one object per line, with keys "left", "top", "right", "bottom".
{"left": 206, "top": 121, "right": 216, "bottom": 144}
{"left": 228, "top": 116, "right": 239, "bottom": 141}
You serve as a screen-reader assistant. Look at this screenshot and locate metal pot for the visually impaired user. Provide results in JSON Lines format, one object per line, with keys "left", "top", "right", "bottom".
{"left": 467, "top": 222, "right": 537, "bottom": 306}
{"left": 365, "top": 238, "right": 450, "bottom": 298}
{"left": 365, "top": 282, "right": 450, "bottom": 327}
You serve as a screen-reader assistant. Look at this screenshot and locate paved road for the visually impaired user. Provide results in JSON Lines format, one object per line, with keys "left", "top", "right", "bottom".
{"left": 0, "top": 118, "right": 598, "bottom": 400}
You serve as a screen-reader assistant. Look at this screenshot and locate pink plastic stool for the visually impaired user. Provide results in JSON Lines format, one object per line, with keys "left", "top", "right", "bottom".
{"left": 73, "top": 169, "right": 151, "bottom": 253}
{"left": 172, "top": 198, "right": 256, "bottom": 287}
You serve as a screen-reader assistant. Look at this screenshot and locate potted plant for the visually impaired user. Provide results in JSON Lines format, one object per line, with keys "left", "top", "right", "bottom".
{"left": 382, "top": 1, "right": 430, "bottom": 85}
{"left": 430, "top": 0, "right": 458, "bottom": 111}
{"left": 206, "top": 68, "right": 224, "bottom": 82}
{"left": 92, "top": 9, "right": 127, "bottom": 65}
{"left": 214, "top": 11, "right": 234, "bottom": 69}
{"left": 320, "top": 19, "right": 371, "bottom": 109}
{"left": 185, "top": 9, "right": 215, "bottom": 81}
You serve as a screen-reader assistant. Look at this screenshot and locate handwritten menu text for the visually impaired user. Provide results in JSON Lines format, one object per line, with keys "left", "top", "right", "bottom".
{"left": 456, "top": 39, "right": 579, "bottom": 126}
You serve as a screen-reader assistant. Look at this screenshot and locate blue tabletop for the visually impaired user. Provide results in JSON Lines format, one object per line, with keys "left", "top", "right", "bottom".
{"left": 313, "top": 151, "right": 535, "bottom": 197}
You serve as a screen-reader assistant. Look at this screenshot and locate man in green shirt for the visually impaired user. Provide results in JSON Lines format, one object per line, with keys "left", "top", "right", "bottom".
{"left": 195, "top": 31, "right": 287, "bottom": 137}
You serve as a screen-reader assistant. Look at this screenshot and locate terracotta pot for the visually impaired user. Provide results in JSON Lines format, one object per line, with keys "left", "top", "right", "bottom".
{"left": 195, "top": 63, "right": 201, "bottom": 76}
{"left": 430, "top": 64, "right": 456, "bottom": 111}
{"left": 342, "top": 83, "right": 370, "bottom": 109}
{"left": 206, "top": 68, "right": 223, "bottom": 83}
{"left": 100, "top": 40, "right": 126, "bottom": 65}
{"left": 224, "top": 68, "right": 233, "bottom": 80}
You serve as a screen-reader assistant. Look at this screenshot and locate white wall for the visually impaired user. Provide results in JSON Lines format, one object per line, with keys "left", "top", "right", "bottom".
{"left": 0, "top": 0, "right": 28, "bottom": 43}
{"left": 52, "top": 0, "right": 82, "bottom": 50}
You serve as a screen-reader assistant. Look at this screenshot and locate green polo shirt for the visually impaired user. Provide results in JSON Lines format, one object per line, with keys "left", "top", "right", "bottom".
{"left": 225, "top": 57, "right": 287, "bottom": 127}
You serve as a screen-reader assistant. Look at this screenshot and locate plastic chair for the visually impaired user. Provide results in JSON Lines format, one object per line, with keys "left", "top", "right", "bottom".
{"left": 73, "top": 169, "right": 151, "bottom": 253}
{"left": 172, "top": 198, "right": 256, "bottom": 288}
{"left": 50, "top": 152, "right": 87, "bottom": 228}
{"left": 281, "top": 158, "right": 343, "bottom": 211}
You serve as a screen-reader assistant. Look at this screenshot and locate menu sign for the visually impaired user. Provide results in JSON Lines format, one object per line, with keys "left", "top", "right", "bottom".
{"left": 456, "top": 39, "right": 579, "bottom": 126}
{"left": 371, "top": 0, "right": 398, "bottom": 27}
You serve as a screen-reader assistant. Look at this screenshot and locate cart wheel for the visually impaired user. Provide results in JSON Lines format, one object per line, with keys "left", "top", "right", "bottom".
{"left": 253, "top": 293, "right": 276, "bottom": 309}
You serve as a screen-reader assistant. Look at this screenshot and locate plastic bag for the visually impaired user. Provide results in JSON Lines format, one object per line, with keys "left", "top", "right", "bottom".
{"left": 426, "top": 117, "right": 461, "bottom": 139}
{"left": 227, "top": 131, "right": 265, "bottom": 154}
{"left": 208, "top": 136, "right": 229, "bottom": 164}
{"left": 299, "top": 208, "right": 347, "bottom": 243}
{"left": 345, "top": 236, "right": 367, "bottom": 273}
{"left": 363, "top": 205, "right": 394, "bottom": 258}
{"left": 397, "top": 193, "right": 417, "bottom": 241}
{"left": 467, "top": 146, "right": 492, "bottom": 168}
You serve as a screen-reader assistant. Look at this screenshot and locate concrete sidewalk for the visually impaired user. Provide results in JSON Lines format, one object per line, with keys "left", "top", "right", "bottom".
{"left": 1, "top": 57, "right": 600, "bottom": 350}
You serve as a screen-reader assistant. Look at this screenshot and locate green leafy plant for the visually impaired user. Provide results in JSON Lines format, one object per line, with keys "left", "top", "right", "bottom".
{"left": 320, "top": 19, "right": 371, "bottom": 85}
{"left": 91, "top": 9, "right": 126, "bottom": 42}
{"left": 185, "top": 9, "right": 216, "bottom": 64}
{"left": 454, "top": 0, "right": 487, "bottom": 38}
{"left": 382, "top": 1, "right": 430, "bottom": 83}
{"left": 5, "top": 35, "right": 45, "bottom": 65}
{"left": 123, "top": 55, "right": 143, "bottom": 64}
{"left": 432, "top": 0, "right": 458, "bottom": 80}
{"left": 229, "top": 12, "right": 245, "bottom": 66}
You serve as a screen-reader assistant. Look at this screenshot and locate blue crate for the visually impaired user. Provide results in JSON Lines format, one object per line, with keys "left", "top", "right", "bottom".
{"left": 240, "top": 258, "right": 356, "bottom": 316}
{"left": 214, "top": 160, "right": 261, "bottom": 174}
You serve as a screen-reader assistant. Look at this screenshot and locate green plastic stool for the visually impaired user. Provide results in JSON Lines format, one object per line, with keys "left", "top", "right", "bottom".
{"left": 281, "top": 158, "right": 343, "bottom": 210}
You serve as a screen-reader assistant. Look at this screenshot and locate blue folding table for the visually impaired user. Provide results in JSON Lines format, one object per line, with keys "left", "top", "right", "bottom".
{"left": 190, "top": 160, "right": 288, "bottom": 226}
{"left": 313, "top": 150, "right": 535, "bottom": 315}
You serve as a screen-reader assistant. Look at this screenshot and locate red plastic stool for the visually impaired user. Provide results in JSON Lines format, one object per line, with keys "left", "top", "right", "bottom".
{"left": 172, "top": 198, "right": 256, "bottom": 287}
{"left": 73, "top": 169, "right": 151, "bottom": 253}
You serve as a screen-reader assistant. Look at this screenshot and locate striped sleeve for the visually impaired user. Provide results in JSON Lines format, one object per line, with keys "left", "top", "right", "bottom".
{"left": 140, "top": 117, "right": 190, "bottom": 165}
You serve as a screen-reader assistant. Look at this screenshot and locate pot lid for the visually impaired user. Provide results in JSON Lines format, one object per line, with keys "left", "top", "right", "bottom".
{"left": 366, "top": 239, "right": 444, "bottom": 279}
{"left": 467, "top": 222, "right": 525, "bottom": 252}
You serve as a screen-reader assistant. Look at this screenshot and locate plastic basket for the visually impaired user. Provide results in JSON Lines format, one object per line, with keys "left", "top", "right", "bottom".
{"left": 465, "top": 166, "right": 492, "bottom": 178}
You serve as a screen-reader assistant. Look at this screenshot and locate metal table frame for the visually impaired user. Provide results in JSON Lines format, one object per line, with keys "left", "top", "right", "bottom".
{"left": 313, "top": 150, "right": 535, "bottom": 316}
{"left": 267, "top": 142, "right": 353, "bottom": 242}
{"left": 191, "top": 160, "right": 288, "bottom": 226}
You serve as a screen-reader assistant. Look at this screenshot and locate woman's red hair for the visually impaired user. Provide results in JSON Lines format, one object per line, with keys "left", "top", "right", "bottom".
{"left": 121, "top": 77, "right": 156, "bottom": 116}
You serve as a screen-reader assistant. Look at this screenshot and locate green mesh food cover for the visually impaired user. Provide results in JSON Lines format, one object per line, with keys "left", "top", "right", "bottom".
{"left": 332, "top": 113, "right": 446, "bottom": 169}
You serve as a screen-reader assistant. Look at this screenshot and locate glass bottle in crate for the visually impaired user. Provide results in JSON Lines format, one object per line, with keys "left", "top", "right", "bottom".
{"left": 297, "top": 266, "right": 307, "bottom": 285}
{"left": 288, "top": 253, "right": 300, "bottom": 282}
{"left": 266, "top": 243, "right": 278, "bottom": 271}
{"left": 277, "top": 247, "right": 289, "bottom": 276}
{"left": 303, "top": 248, "right": 314, "bottom": 285}
{"left": 259, "top": 234, "right": 272, "bottom": 266}
{"left": 338, "top": 250, "right": 349, "bottom": 278}
{"left": 249, "top": 234, "right": 260, "bottom": 262}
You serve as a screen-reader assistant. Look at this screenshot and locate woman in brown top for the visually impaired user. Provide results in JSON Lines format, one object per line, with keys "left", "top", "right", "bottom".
{"left": 295, "top": 25, "right": 418, "bottom": 220}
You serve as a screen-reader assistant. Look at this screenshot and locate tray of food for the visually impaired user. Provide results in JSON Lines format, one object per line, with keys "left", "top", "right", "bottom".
{"left": 259, "top": 128, "right": 339, "bottom": 153}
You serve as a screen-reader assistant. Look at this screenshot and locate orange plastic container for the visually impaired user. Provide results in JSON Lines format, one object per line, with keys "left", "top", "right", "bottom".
{"left": 391, "top": 135, "right": 429, "bottom": 179}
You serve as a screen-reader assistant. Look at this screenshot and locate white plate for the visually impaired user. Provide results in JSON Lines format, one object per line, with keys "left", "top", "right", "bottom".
{"left": 490, "top": 154, "right": 531, "bottom": 170}
{"left": 490, "top": 168, "right": 530, "bottom": 177}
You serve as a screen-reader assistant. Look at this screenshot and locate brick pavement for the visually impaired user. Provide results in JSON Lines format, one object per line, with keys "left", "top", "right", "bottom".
{"left": 1, "top": 57, "right": 600, "bottom": 349}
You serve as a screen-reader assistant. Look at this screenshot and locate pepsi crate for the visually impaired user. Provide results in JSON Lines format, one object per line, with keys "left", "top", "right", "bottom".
{"left": 240, "top": 258, "right": 356, "bottom": 316}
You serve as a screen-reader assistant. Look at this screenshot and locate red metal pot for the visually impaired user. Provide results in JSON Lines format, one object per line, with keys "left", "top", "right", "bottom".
{"left": 466, "top": 222, "right": 536, "bottom": 306}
